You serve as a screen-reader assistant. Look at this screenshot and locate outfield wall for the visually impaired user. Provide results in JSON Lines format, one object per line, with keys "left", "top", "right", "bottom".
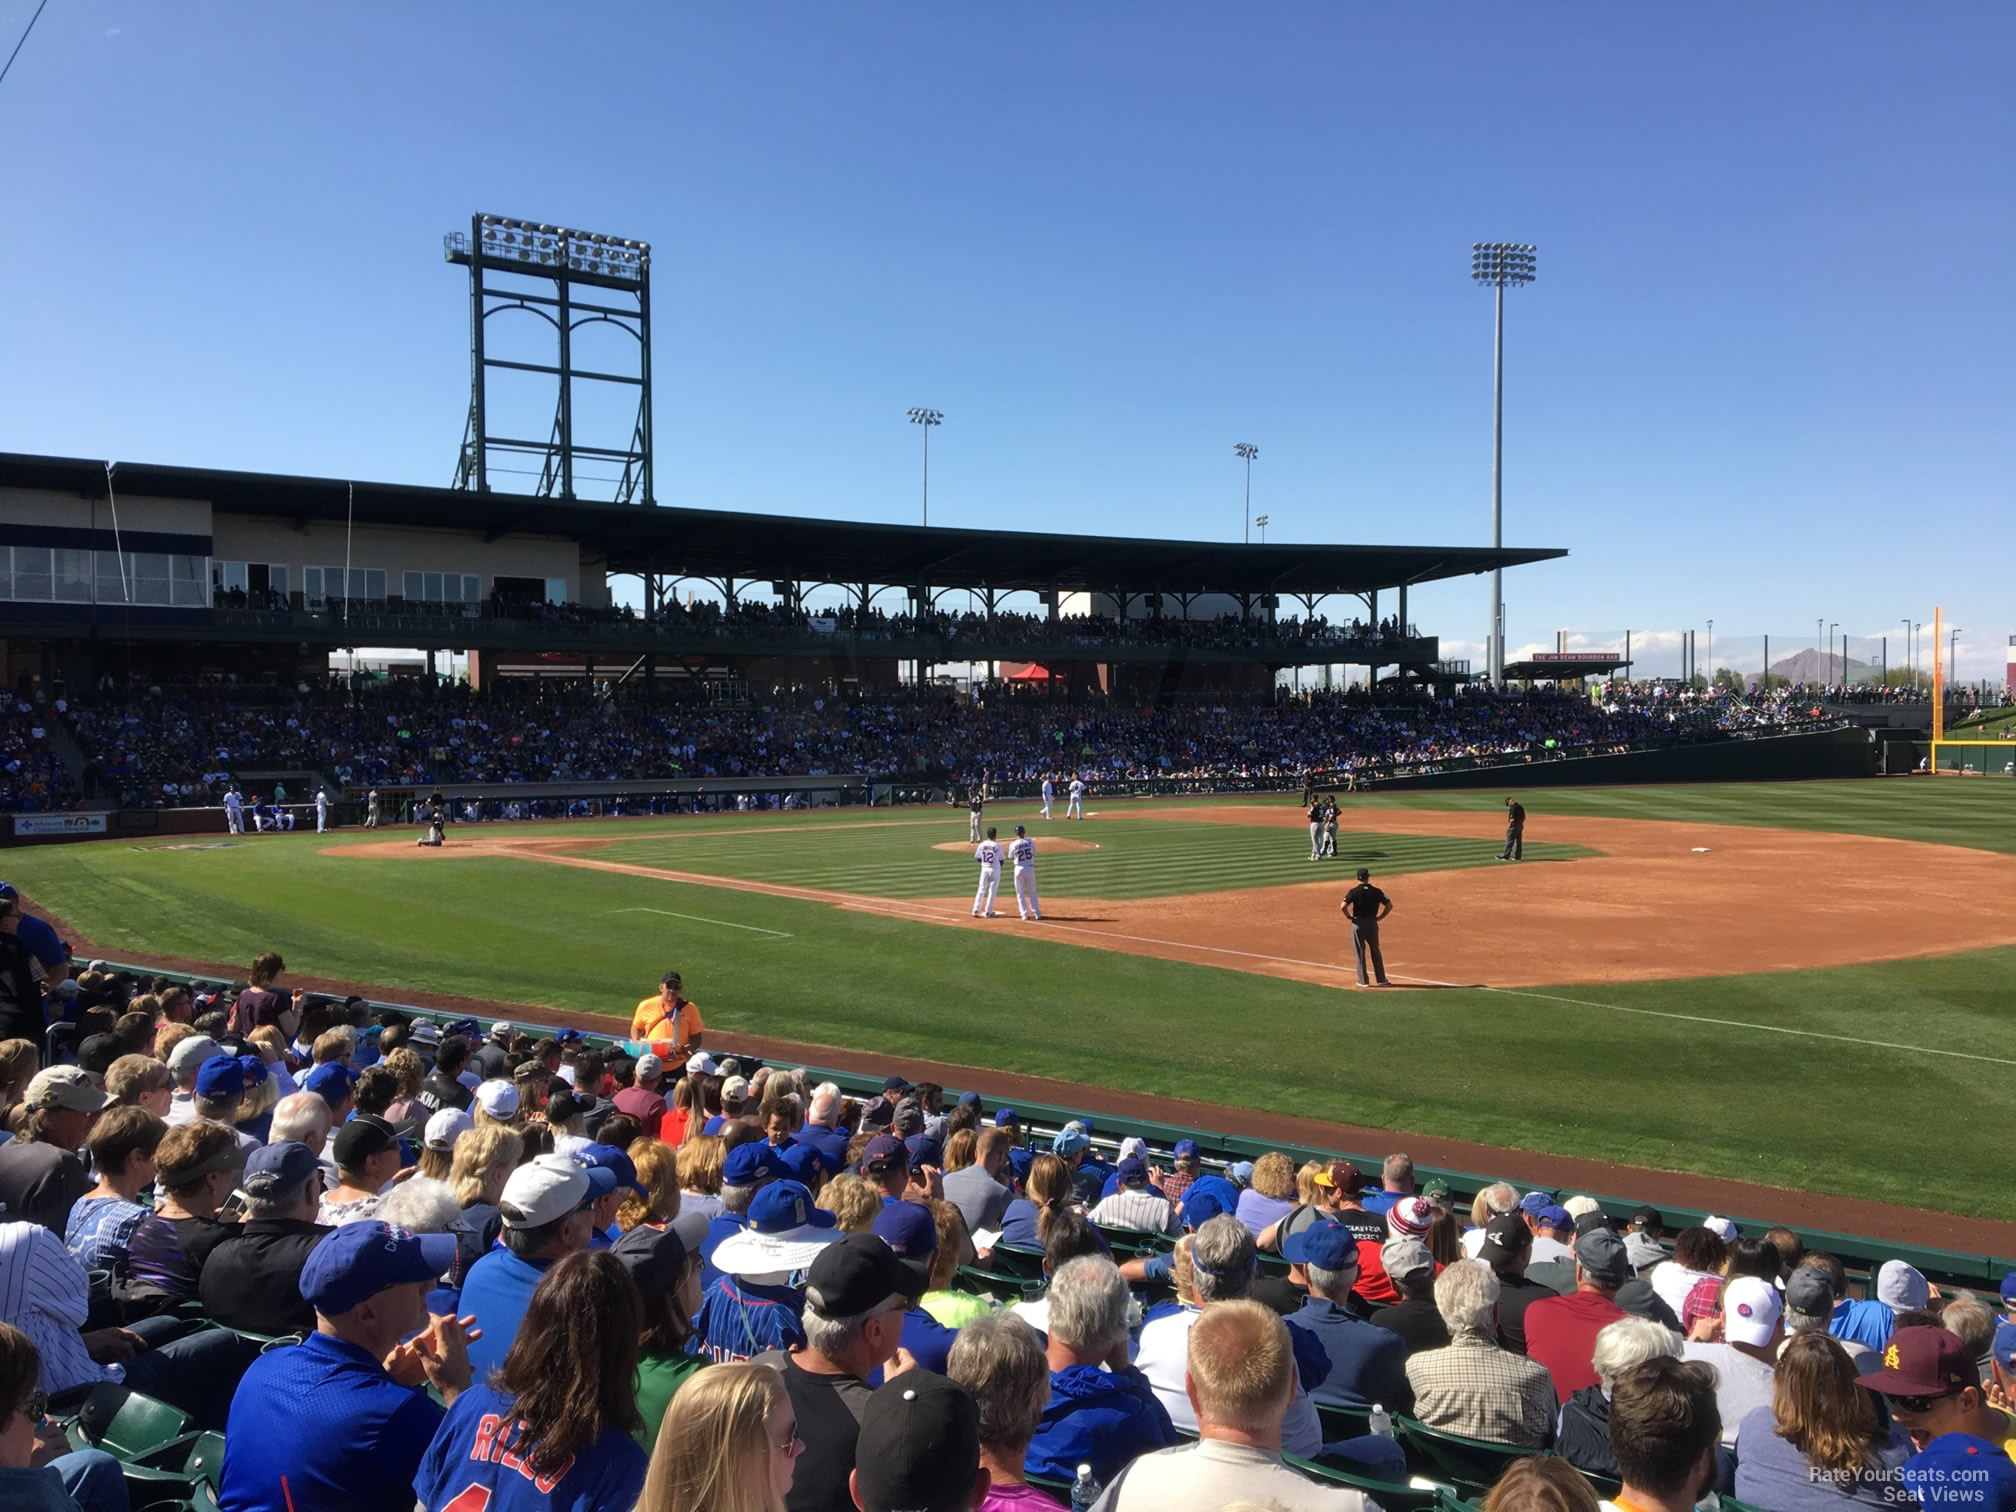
{"left": 1369, "top": 725, "right": 1877, "bottom": 791}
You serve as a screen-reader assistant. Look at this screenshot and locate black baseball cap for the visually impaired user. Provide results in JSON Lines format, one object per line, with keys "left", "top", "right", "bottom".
{"left": 804, "top": 1234, "right": 926, "bottom": 1316}
{"left": 1630, "top": 1205, "right": 1664, "bottom": 1228}
{"left": 332, "top": 1114, "right": 400, "bottom": 1167}
{"left": 1480, "top": 1213, "right": 1531, "bottom": 1260}
{"left": 853, "top": 1372, "right": 982, "bottom": 1512}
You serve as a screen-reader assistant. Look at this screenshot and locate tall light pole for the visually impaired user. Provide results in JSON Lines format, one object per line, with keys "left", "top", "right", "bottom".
{"left": 907, "top": 408, "right": 942, "bottom": 526}
{"left": 1234, "top": 443, "right": 1259, "bottom": 544}
{"left": 1707, "top": 619, "right": 1714, "bottom": 685}
{"left": 1829, "top": 622, "right": 1839, "bottom": 685}
{"left": 1901, "top": 616, "right": 1911, "bottom": 687}
{"left": 1914, "top": 622, "right": 1923, "bottom": 687}
{"left": 1472, "top": 242, "right": 1536, "bottom": 685}
{"left": 1949, "top": 627, "right": 1961, "bottom": 694}
{"left": 1254, "top": 513, "right": 1270, "bottom": 544}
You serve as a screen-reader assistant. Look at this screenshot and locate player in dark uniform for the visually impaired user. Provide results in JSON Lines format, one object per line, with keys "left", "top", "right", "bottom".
{"left": 1321, "top": 795, "right": 1340, "bottom": 859}
{"left": 1500, "top": 798, "right": 1526, "bottom": 861}
{"left": 1307, "top": 795, "right": 1327, "bottom": 860}
{"left": 1341, "top": 867, "right": 1393, "bottom": 987}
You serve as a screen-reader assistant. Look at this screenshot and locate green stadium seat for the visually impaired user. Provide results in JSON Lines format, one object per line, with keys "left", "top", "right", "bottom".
{"left": 1020, "top": 1473, "right": 1072, "bottom": 1506}
{"left": 1395, "top": 1416, "right": 1548, "bottom": 1493}
{"left": 1284, "top": 1451, "right": 1447, "bottom": 1512}
{"left": 1317, "top": 1402, "right": 1375, "bottom": 1443}
{"left": 66, "top": 1387, "right": 193, "bottom": 1461}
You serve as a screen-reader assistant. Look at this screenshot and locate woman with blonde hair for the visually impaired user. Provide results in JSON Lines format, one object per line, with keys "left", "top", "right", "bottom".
{"left": 999, "top": 1152, "right": 1074, "bottom": 1250}
{"left": 1733, "top": 1332, "right": 1908, "bottom": 1510}
{"left": 0, "top": 1038, "right": 39, "bottom": 1111}
{"left": 1235, "top": 1151, "right": 1300, "bottom": 1236}
{"left": 1481, "top": 1456, "right": 1603, "bottom": 1512}
{"left": 636, "top": 1360, "right": 795, "bottom": 1512}
{"left": 676, "top": 1134, "right": 726, "bottom": 1221}
{"left": 921, "top": 1199, "right": 991, "bottom": 1328}
{"left": 619, "top": 1138, "right": 682, "bottom": 1232}
{"left": 379, "top": 1047, "right": 427, "bottom": 1127}
{"left": 450, "top": 1122, "right": 522, "bottom": 1239}
{"left": 815, "top": 1172, "right": 879, "bottom": 1234}
{"left": 942, "top": 1128, "right": 979, "bottom": 1174}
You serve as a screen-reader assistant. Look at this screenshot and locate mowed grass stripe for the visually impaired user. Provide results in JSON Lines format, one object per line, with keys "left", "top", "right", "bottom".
{"left": 574, "top": 822, "right": 1591, "bottom": 900}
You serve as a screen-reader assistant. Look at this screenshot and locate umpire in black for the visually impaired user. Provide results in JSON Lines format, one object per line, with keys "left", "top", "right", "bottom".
{"left": 1341, "top": 867, "right": 1393, "bottom": 987}
{"left": 1500, "top": 797, "right": 1526, "bottom": 861}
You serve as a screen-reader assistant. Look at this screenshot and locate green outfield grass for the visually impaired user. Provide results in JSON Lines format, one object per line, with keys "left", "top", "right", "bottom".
{"left": 8, "top": 780, "right": 2014, "bottom": 1219}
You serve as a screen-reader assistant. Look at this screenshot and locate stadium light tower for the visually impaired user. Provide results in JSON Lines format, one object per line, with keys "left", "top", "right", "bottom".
{"left": 1254, "top": 513, "right": 1270, "bottom": 543}
{"left": 1830, "top": 622, "right": 1839, "bottom": 684}
{"left": 907, "top": 408, "right": 943, "bottom": 526}
{"left": 1235, "top": 443, "right": 1259, "bottom": 544}
{"left": 1472, "top": 242, "right": 1537, "bottom": 684}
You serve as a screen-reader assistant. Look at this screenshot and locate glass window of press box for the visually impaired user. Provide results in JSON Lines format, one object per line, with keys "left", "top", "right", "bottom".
{"left": 0, "top": 546, "right": 209, "bottom": 607}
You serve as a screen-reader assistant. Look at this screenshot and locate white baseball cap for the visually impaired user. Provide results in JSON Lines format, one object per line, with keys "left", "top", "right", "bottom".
{"left": 685, "top": 1052, "right": 718, "bottom": 1076}
{"left": 1723, "top": 1276, "right": 1783, "bottom": 1346}
{"left": 474, "top": 1080, "right": 520, "bottom": 1119}
{"left": 25, "top": 1066, "right": 109, "bottom": 1114}
{"left": 721, "top": 1075, "right": 751, "bottom": 1102}
{"left": 424, "top": 1107, "right": 474, "bottom": 1151}
{"left": 1702, "top": 1215, "right": 1739, "bottom": 1243}
{"left": 490, "top": 1021, "right": 514, "bottom": 1040}
{"left": 167, "top": 1035, "right": 223, "bottom": 1076}
{"left": 500, "top": 1154, "right": 591, "bottom": 1228}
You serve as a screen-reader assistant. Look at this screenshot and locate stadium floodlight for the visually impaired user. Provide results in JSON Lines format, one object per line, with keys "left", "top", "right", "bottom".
{"left": 907, "top": 409, "right": 943, "bottom": 526}
{"left": 1234, "top": 443, "right": 1259, "bottom": 545}
{"left": 1254, "top": 513, "right": 1270, "bottom": 543}
{"left": 1471, "top": 242, "right": 1538, "bottom": 684}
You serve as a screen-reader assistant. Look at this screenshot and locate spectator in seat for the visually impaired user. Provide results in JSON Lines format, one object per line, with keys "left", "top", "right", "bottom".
{"left": 701, "top": 1181, "right": 839, "bottom": 1364}
{"left": 1556, "top": 1316, "right": 1683, "bottom": 1481}
{"left": 1649, "top": 1227, "right": 1726, "bottom": 1319}
{"left": 1088, "top": 1155, "right": 1175, "bottom": 1236}
{"left": 1480, "top": 1457, "right": 1604, "bottom": 1512}
{"left": 705, "top": 1142, "right": 790, "bottom": 1291}
{"left": 200, "top": 1141, "right": 331, "bottom": 1337}
{"left": 1158, "top": 1139, "right": 1202, "bottom": 1206}
{"left": 1623, "top": 1206, "right": 1668, "bottom": 1274}
{"left": 1463, "top": 1183, "right": 1521, "bottom": 1259}
{"left": 998, "top": 1153, "right": 1074, "bottom": 1252}
{"left": 1359, "top": 1153, "right": 1416, "bottom": 1217}
{"left": 617, "top": 1213, "right": 711, "bottom": 1449}
{"left": 459, "top": 1152, "right": 611, "bottom": 1385}
{"left": 948, "top": 1312, "right": 1061, "bottom": 1512}
{"left": 1479, "top": 1213, "right": 1555, "bottom": 1355}
{"left": 619, "top": 1138, "right": 683, "bottom": 1233}
{"left": 0, "top": 1069, "right": 104, "bottom": 1235}
{"left": 797, "top": 1082, "right": 852, "bottom": 1171}
{"left": 188, "top": 1055, "right": 264, "bottom": 1159}
{"left": 218, "top": 1221, "right": 472, "bottom": 1512}
{"left": 317, "top": 1113, "right": 402, "bottom": 1226}
{"left": 1234, "top": 1151, "right": 1299, "bottom": 1238}
{"left": 301, "top": 1062, "right": 357, "bottom": 1128}
{"left": 102, "top": 1054, "right": 172, "bottom": 1117}
{"left": 1373, "top": 1238, "right": 1453, "bottom": 1356}
{"left": 468, "top": 1021, "right": 512, "bottom": 1082}
{"left": 861, "top": 1075, "right": 910, "bottom": 1132}
{"left": 1026, "top": 1254, "right": 1177, "bottom": 1483}
{"left": 1135, "top": 1214, "right": 1327, "bottom": 1456}
{"left": 850, "top": 1369, "right": 987, "bottom": 1512}
{"left": 416, "top": 1108, "right": 469, "bottom": 1183}
{"left": 754, "top": 1233, "right": 922, "bottom": 1512}
{"left": 678, "top": 1134, "right": 727, "bottom": 1222}
{"left": 1782, "top": 1267, "right": 1875, "bottom": 1372}
{"left": 125, "top": 1119, "right": 243, "bottom": 1302}
{"left": 1681, "top": 1276, "right": 1782, "bottom": 1443}
{"left": 269, "top": 1088, "right": 336, "bottom": 1190}
{"left": 1857, "top": 1325, "right": 2016, "bottom": 1458}
{"left": 416, "top": 1037, "right": 473, "bottom": 1115}
{"left": 615, "top": 1052, "right": 669, "bottom": 1138}
{"left": 1733, "top": 1331, "right": 1911, "bottom": 1512}
{"left": 1286, "top": 1219, "right": 1412, "bottom": 1412}
{"left": 0, "top": 1320, "right": 127, "bottom": 1512}
{"left": 471, "top": 1077, "right": 520, "bottom": 1131}
{"left": 636, "top": 1360, "right": 796, "bottom": 1512}
{"left": 1091, "top": 1299, "right": 1376, "bottom": 1512}
{"left": 1049, "top": 1124, "right": 1106, "bottom": 1207}
{"left": 66, "top": 1106, "right": 164, "bottom": 1272}
{"left": 1606, "top": 1356, "right": 1723, "bottom": 1512}
{"left": 1678, "top": 1236, "right": 1781, "bottom": 1340}
{"left": 1404, "top": 1258, "right": 1557, "bottom": 1447}
{"left": 1525, "top": 1227, "right": 1633, "bottom": 1402}
{"left": 575, "top": 1142, "right": 642, "bottom": 1248}
{"left": 943, "top": 1127, "right": 1014, "bottom": 1241}
{"left": 818, "top": 1174, "right": 881, "bottom": 1236}
{"left": 449, "top": 1122, "right": 521, "bottom": 1248}
{"left": 417, "top": 1248, "right": 650, "bottom": 1511}
{"left": 870, "top": 1201, "right": 961, "bottom": 1373}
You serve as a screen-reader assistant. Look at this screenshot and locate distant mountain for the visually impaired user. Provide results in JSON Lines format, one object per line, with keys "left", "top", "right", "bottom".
{"left": 1767, "top": 648, "right": 1868, "bottom": 685}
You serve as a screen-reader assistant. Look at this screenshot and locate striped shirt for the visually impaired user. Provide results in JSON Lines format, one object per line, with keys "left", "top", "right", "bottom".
{"left": 0, "top": 1221, "right": 118, "bottom": 1395}
{"left": 1088, "top": 1188, "right": 1176, "bottom": 1236}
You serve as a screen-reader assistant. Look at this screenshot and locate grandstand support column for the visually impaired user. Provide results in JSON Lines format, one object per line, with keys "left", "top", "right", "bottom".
{"left": 1397, "top": 582, "right": 1408, "bottom": 641}
{"left": 1369, "top": 588, "right": 1378, "bottom": 690}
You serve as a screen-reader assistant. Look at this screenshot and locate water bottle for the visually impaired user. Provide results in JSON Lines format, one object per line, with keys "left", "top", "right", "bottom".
{"left": 1369, "top": 1402, "right": 1394, "bottom": 1439}
{"left": 1070, "top": 1463, "right": 1101, "bottom": 1512}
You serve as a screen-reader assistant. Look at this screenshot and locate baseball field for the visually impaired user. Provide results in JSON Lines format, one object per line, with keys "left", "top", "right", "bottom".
{"left": 8, "top": 779, "right": 2014, "bottom": 1225}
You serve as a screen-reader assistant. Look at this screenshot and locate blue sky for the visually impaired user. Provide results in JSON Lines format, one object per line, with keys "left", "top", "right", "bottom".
{"left": 1, "top": 2, "right": 2009, "bottom": 680}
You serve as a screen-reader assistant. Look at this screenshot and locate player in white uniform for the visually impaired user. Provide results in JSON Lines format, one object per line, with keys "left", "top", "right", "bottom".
{"left": 1066, "top": 777, "right": 1085, "bottom": 821}
{"left": 222, "top": 787, "right": 244, "bottom": 835}
{"left": 315, "top": 788, "right": 330, "bottom": 834}
{"left": 1041, "top": 776, "right": 1054, "bottom": 820}
{"left": 1008, "top": 824, "right": 1041, "bottom": 920}
{"left": 364, "top": 789, "right": 381, "bottom": 828}
{"left": 972, "top": 826, "right": 1004, "bottom": 917}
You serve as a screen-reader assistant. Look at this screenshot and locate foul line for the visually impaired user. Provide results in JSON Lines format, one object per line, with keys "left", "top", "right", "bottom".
{"left": 605, "top": 907, "right": 793, "bottom": 939}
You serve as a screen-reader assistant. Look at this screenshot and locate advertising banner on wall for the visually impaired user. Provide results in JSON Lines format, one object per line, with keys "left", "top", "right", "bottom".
{"left": 12, "top": 814, "right": 109, "bottom": 837}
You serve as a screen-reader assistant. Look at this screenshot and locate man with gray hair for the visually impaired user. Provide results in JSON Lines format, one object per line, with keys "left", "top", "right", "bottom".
{"left": 1285, "top": 1220, "right": 1411, "bottom": 1411}
{"left": 270, "top": 1089, "right": 338, "bottom": 1189}
{"left": 1462, "top": 1182, "right": 1521, "bottom": 1258}
{"left": 798, "top": 1081, "right": 852, "bottom": 1170}
{"left": 1026, "top": 1255, "right": 1177, "bottom": 1483}
{"left": 197, "top": 1140, "right": 331, "bottom": 1335}
{"left": 1135, "top": 1215, "right": 1327, "bottom": 1458}
{"left": 1404, "top": 1258, "right": 1557, "bottom": 1445}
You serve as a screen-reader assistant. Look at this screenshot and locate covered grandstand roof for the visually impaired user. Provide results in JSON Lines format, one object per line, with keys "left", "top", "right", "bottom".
{"left": 1503, "top": 654, "right": 1629, "bottom": 680}
{"left": 5, "top": 452, "right": 1566, "bottom": 596}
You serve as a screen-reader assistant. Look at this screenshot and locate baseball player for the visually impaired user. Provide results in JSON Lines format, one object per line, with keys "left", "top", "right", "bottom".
{"left": 222, "top": 786, "right": 244, "bottom": 835}
{"left": 417, "top": 796, "right": 445, "bottom": 847}
{"left": 314, "top": 787, "right": 329, "bottom": 834}
{"left": 968, "top": 789, "right": 985, "bottom": 844}
{"left": 1066, "top": 776, "right": 1085, "bottom": 821}
{"left": 1500, "top": 797, "right": 1526, "bottom": 861}
{"left": 363, "top": 788, "right": 381, "bottom": 828}
{"left": 973, "top": 826, "right": 1005, "bottom": 917}
{"left": 1341, "top": 866, "right": 1393, "bottom": 987}
{"left": 1307, "top": 794, "right": 1326, "bottom": 859}
{"left": 1320, "top": 795, "right": 1339, "bottom": 859}
{"left": 1041, "top": 775, "right": 1055, "bottom": 820}
{"left": 1008, "top": 824, "right": 1041, "bottom": 920}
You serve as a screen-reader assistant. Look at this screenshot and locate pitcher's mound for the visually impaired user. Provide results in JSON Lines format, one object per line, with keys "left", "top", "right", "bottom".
{"left": 932, "top": 838, "right": 1101, "bottom": 854}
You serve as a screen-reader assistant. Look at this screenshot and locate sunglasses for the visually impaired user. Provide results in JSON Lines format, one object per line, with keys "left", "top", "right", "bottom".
{"left": 1884, "top": 1390, "right": 1960, "bottom": 1414}
{"left": 776, "top": 1424, "right": 805, "bottom": 1457}
{"left": 13, "top": 1389, "right": 46, "bottom": 1423}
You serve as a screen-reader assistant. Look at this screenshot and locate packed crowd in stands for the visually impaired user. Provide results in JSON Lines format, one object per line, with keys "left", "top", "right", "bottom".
{"left": 0, "top": 698, "right": 82, "bottom": 814}
{"left": 7, "top": 682, "right": 1850, "bottom": 812}
{"left": 0, "top": 911, "right": 2011, "bottom": 1512}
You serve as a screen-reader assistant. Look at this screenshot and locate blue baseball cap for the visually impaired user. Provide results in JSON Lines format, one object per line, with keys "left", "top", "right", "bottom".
{"left": 957, "top": 1091, "right": 981, "bottom": 1109}
{"left": 722, "top": 1143, "right": 789, "bottom": 1187}
{"left": 242, "top": 1140, "right": 320, "bottom": 1199}
{"left": 1051, "top": 1127, "right": 1090, "bottom": 1157}
{"left": 1283, "top": 1219, "right": 1361, "bottom": 1271}
{"left": 1180, "top": 1176, "right": 1241, "bottom": 1229}
{"left": 781, "top": 1143, "right": 830, "bottom": 1186}
{"left": 300, "top": 1221, "right": 457, "bottom": 1317}
{"left": 1519, "top": 1191, "right": 1556, "bottom": 1217}
{"left": 193, "top": 1055, "right": 246, "bottom": 1100}
{"left": 905, "top": 1133, "right": 944, "bottom": 1170}
{"left": 994, "top": 1107, "right": 1019, "bottom": 1127}
{"left": 1173, "top": 1139, "right": 1199, "bottom": 1160}
{"left": 1902, "top": 1434, "right": 2016, "bottom": 1512}
{"left": 304, "top": 1062, "right": 357, "bottom": 1103}
{"left": 1999, "top": 1272, "right": 2016, "bottom": 1307}
{"left": 237, "top": 1054, "right": 269, "bottom": 1089}
{"left": 444, "top": 1017, "right": 479, "bottom": 1039}
{"left": 1539, "top": 1205, "right": 1574, "bottom": 1230}
{"left": 748, "top": 1180, "right": 838, "bottom": 1236}
{"left": 1993, "top": 1320, "right": 2016, "bottom": 1371}
{"left": 872, "top": 1200, "right": 938, "bottom": 1259}
{"left": 1225, "top": 1161, "right": 1254, "bottom": 1189}
{"left": 578, "top": 1143, "right": 646, "bottom": 1198}
{"left": 1117, "top": 1155, "right": 1148, "bottom": 1187}
{"left": 554, "top": 1028, "right": 585, "bottom": 1045}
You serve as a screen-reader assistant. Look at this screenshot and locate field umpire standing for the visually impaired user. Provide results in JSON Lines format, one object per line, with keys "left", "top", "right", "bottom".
{"left": 1500, "top": 797, "right": 1526, "bottom": 861}
{"left": 1341, "top": 867, "right": 1393, "bottom": 987}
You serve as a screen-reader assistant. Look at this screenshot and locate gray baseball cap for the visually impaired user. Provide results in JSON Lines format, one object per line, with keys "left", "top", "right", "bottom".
{"left": 1381, "top": 1238, "right": 1434, "bottom": 1280}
